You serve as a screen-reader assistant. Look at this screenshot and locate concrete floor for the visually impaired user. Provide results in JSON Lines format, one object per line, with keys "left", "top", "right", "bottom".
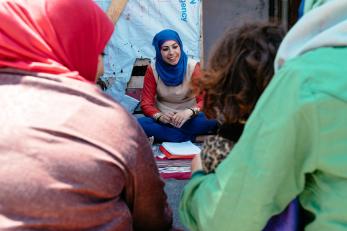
{"left": 164, "top": 179, "right": 189, "bottom": 231}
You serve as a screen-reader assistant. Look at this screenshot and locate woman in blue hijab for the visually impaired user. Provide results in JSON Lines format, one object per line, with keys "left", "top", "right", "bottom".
{"left": 138, "top": 29, "right": 217, "bottom": 142}
{"left": 152, "top": 29, "right": 188, "bottom": 86}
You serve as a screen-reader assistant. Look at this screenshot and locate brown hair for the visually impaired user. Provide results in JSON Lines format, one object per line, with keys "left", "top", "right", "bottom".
{"left": 193, "top": 22, "right": 285, "bottom": 123}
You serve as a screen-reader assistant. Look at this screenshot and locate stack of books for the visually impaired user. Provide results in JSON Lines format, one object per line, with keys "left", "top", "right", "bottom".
{"left": 159, "top": 141, "right": 201, "bottom": 159}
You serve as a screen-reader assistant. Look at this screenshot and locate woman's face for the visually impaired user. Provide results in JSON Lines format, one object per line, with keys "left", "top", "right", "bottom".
{"left": 160, "top": 40, "right": 181, "bottom": 65}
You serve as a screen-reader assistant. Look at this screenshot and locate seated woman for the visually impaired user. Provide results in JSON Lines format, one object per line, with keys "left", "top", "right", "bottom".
{"left": 191, "top": 21, "right": 300, "bottom": 231}
{"left": 196, "top": 22, "right": 285, "bottom": 173}
{"left": 138, "top": 29, "right": 217, "bottom": 142}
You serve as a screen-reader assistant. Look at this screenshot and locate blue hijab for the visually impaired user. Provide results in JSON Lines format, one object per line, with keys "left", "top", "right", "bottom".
{"left": 152, "top": 29, "right": 188, "bottom": 86}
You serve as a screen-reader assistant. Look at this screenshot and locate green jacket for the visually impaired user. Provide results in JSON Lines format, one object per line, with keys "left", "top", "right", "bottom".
{"left": 179, "top": 47, "right": 347, "bottom": 231}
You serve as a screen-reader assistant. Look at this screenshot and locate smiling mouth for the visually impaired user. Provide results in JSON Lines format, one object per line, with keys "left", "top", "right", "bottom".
{"left": 168, "top": 57, "right": 177, "bottom": 62}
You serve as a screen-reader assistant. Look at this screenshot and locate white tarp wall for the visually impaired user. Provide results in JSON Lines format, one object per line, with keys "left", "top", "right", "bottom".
{"left": 94, "top": 0, "right": 202, "bottom": 110}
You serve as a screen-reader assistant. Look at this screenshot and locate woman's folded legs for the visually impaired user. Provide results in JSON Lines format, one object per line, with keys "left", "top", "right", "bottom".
{"left": 137, "top": 113, "right": 217, "bottom": 142}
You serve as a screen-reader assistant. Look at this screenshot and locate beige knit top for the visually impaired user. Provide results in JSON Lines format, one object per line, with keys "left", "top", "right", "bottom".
{"left": 152, "top": 58, "right": 198, "bottom": 113}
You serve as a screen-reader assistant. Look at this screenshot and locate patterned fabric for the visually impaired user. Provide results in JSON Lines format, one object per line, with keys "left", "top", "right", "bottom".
{"left": 200, "top": 135, "right": 234, "bottom": 173}
{"left": 200, "top": 123, "right": 243, "bottom": 173}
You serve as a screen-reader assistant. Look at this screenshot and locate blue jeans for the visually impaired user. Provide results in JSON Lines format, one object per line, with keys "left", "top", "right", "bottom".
{"left": 138, "top": 113, "right": 218, "bottom": 142}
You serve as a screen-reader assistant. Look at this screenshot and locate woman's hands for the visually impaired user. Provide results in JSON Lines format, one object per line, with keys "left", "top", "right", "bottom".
{"left": 170, "top": 109, "right": 194, "bottom": 128}
{"left": 157, "top": 109, "right": 194, "bottom": 128}
{"left": 158, "top": 111, "right": 176, "bottom": 124}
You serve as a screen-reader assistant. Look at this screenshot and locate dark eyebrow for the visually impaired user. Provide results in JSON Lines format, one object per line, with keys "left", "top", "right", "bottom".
{"left": 161, "top": 43, "right": 178, "bottom": 48}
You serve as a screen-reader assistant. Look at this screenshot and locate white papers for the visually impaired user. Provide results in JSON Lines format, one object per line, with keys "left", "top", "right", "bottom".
{"left": 161, "top": 141, "right": 201, "bottom": 155}
{"left": 159, "top": 166, "right": 191, "bottom": 173}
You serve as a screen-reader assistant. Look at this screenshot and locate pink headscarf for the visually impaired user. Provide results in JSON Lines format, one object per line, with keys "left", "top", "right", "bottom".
{"left": 0, "top": 0, "right": 114, "bottom": 82}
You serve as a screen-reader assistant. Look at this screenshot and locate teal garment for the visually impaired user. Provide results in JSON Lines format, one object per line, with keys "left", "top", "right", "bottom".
{"left": 304, "top": 0, "right": 333, "bottom": 13}
{"left": 179, "top": 47, "right": 347, "bottom": 231}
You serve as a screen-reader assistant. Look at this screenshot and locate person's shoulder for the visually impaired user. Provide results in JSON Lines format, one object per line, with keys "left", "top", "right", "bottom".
{"left": 66, "top": 80, "right": 134, "bottom": 126}
{"left": 187, "top": 57, "right": 199, "bottom": 67}
{"left": 146, "top": 63, "right": 155, "bottom": 76}
{"left": 187, "top": 58, "right": 200, "bottom": 75}
{"left": 147, "top": 63, "right": 154, "bottom": 71}
{"left": 279, "top": 47, "right": 347, "bottom": 87}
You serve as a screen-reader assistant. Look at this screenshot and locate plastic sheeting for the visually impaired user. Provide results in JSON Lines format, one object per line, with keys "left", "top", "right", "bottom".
{"left": 94, "top": 0, "right": 201, "bottom": 110}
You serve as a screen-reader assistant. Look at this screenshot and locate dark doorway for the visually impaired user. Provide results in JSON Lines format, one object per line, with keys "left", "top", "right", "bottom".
{"left": 269, "top": 0, "right": 302, "bottom": 30}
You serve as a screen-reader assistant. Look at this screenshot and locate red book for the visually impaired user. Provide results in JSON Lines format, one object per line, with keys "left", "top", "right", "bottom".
{"left": 159, "top": 144, "right": 197, "bottom": 160}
